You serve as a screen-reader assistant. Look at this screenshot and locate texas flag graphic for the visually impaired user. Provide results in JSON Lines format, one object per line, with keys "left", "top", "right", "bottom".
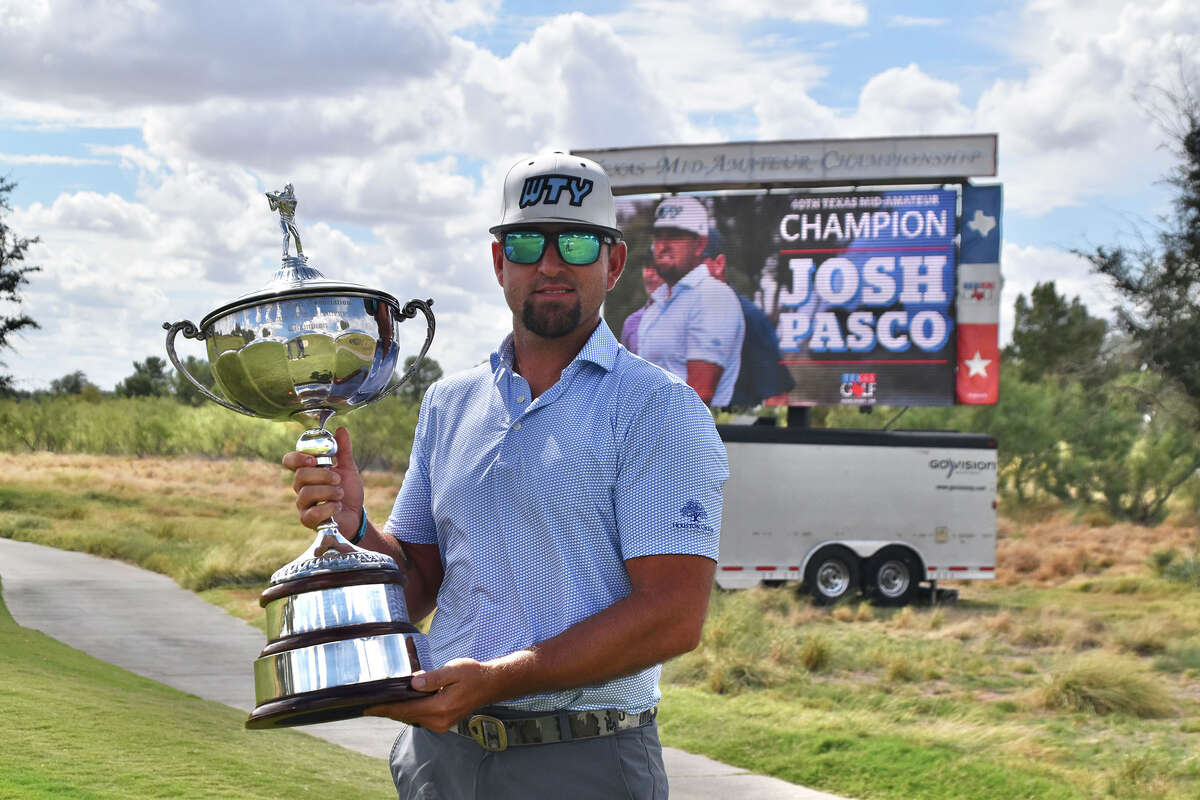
{"left": 956, "top": 262, "right": 1001, "bottom": 404}
{"left": 957, "top": 324, "right": 999, "bottom": 403}
{"left": 957, "top": 184, "right": 1002, "bottom": 405}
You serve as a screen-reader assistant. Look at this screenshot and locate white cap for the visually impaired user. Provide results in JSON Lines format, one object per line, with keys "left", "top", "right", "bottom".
{"left": 490, "top": 152, "right": 621, "bottom": 238}
{"left": 653, "top": 195, "right": 708, "bottom": 237}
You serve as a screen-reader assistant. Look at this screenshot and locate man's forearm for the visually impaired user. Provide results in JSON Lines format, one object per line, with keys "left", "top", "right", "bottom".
{"left": 367, "top": 555, "right": 715, "bottom": 731}
{"left": 685, "top": 360, "right": 722, "bottom": 405}
{"left": 460, "top": 554, "right": 714, "bottom": 707}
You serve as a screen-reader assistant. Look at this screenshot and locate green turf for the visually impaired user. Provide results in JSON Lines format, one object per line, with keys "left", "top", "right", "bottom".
{"left": 0, "top": 578, "right": 396, "bottom": 799}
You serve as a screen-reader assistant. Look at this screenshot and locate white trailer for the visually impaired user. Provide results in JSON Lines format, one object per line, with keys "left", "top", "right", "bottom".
{"left": 715, "top": 425, "right": 998, "bottom": 605}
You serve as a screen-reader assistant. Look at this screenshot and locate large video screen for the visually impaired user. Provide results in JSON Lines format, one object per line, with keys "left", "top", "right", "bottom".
{"left": 608, "top": 188, "right": 958, "bottom": 407}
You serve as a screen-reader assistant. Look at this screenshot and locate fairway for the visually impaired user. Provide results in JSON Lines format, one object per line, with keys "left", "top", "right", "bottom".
{"left": 0, "top": 578, "right": 395, "bottom": 799}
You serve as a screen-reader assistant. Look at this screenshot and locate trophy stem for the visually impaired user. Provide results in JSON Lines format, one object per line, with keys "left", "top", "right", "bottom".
{"left": 295, "top": 423, "right": 354, "bottom": 554}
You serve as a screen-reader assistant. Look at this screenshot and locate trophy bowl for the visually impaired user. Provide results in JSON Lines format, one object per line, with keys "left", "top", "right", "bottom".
{"left": 163, "top": 184, "right": 435, "bottom": 729}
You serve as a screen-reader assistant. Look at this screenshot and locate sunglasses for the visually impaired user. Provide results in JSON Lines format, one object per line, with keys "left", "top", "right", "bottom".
{"left": 501, "top": 230, "right": 615, "bottom": 266}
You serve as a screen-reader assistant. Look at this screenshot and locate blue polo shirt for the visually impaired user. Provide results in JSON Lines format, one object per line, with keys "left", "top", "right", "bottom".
{"left": 636, "top": 265, "right": 745, "bottom": 407}
{"left": 384, "top": 321, "right": 727, "bottom": 712}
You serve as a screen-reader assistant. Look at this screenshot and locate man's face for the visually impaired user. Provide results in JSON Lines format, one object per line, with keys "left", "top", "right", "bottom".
{"left": 492, "top": 225, "right": 627, "bottom": 340}
{"left": 652, "top": 229, "right": 706, "bottom": 286}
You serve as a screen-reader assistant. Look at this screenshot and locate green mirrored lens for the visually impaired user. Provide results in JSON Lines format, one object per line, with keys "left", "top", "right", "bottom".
{"left": 505, "top": 232, "right": 546, "bottom": 264}
{"left": 558, "top": 233, "right": 601, "bottom": 265}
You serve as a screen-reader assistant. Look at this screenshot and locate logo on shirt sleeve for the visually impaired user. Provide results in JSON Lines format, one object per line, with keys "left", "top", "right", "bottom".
{"left": 674, "top": 500, "right": 715, "bottom": 534}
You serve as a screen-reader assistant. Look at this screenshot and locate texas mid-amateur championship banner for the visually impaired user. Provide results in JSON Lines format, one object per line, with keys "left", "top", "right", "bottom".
{"left": 608, "top": 188, "right": 959, "bottom": 407}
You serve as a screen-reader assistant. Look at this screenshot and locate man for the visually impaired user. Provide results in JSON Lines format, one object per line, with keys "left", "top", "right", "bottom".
{"left": 701, "top": 227, "right": 796, "bottom": 407}
{"left": 619, "top": 264, "right": 664, "bottom": 354}
{"left": 285, "top": 152, "right": 727, "bottom": 799}
{"left": 635, "top": 195, "right": 744, "bottom": 406}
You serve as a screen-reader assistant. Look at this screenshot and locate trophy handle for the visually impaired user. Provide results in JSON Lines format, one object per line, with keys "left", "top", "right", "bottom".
{"left": 375, "top": 298, "right": 436, "bottom": 403}
{"left": 162, "top": 320, "right": 260, "bottom": 418}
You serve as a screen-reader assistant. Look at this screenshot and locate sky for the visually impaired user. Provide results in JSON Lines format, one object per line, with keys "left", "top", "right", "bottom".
{"left": 0, "top": 0, "right": 1195, "bottom": 392}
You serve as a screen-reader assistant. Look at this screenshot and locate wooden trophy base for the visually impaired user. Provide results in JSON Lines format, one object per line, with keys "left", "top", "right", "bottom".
{"left": 246, "top": 677, "right": 430, "bottom": 729}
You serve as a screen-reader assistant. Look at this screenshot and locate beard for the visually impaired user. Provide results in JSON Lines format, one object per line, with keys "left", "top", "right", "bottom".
{"left": 653, "top": 261, "right": 689, "bottom": 287}
{"left": 522, "top": 296, "right": 582, "bottom": 339}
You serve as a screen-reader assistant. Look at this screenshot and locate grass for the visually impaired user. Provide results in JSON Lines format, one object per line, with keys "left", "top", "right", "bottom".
{"left": 4, "top": 453, "right": 1200, "bottom": 799}
{"left": 1037, "top": 652, "right": 1175, "bottom": 717}
{"left": 0, "top": 578, "right": 396, "bottom": 799}
{"left": 0, "top": 452, "right": 404, "bottom": 591}
{"left": 658, "top": 581, "right": 1200, "bottom": 799}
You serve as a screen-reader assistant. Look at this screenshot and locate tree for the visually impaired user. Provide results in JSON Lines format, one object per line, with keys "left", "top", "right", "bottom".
{"left": 1005, "top": 281, "right": 1108, "bottom": 381}
{"left": 116, "top": 356, "right": 172, "bottom": 398}
{"left": 0, "top": 177, "right": 41, "bottom": 392}
{"left": 171, "top": 356, "right": 216, "bottom": 406}
{"left": 1082, "top": 83, "right": 1200, "bottom": 410}
{"left": 50, "top": 370, "right": 93, "bottom": 395}
{"left": 396, "top": 355, "right": 442, "bottom": 404}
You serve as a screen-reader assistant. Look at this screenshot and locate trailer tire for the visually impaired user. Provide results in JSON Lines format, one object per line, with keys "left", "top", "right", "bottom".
{"left": 804, "top": 546, "right": 860, "bottom": 605}
{"left": 866, "top": 547, "right": 921, "bottom": 606}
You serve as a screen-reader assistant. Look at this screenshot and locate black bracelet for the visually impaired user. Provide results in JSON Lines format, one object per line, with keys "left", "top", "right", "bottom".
{"left": 350, "top": 511, "right": 368, "bottom": 545}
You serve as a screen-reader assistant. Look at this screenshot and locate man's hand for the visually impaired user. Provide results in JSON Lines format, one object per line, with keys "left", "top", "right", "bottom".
{"left": 282, "top": 426, "right": 364, "bottom": 534}
{"left": 366, "top": 658, "right": 507, "bottom": 732}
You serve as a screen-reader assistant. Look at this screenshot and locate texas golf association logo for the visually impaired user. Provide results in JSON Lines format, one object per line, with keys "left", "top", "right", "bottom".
{"left": 839, "top": 372, "right": 877, "bottom": 405}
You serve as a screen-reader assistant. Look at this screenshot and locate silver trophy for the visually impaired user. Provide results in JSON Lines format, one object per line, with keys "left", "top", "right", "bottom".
{"left": 164, "top": 184, "right": 435, "bottom": 729}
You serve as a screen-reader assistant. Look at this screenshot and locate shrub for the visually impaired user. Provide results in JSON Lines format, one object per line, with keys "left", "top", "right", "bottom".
{"left": 1114, "top": 620, "right": 1169, "bottom": 656}
{"left": 885, "top": 655, "right": 920, "bottom": 683}
{"left": 800, "top": 634, "right": 830, "bottom": 672}
{"left": 1005, "top": 541, "right": 1041, "bottom": 574}
{"left": 1148, "top": 548, "right": 1178, "bottom": 576}
{"left": 1163, "top": 555, "right": 1200, "bottom": 587}
{"left": 1038, "top": 652, "right": 1174, "bottom": 717}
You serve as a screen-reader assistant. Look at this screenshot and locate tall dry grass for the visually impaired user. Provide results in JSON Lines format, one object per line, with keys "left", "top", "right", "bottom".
{"left": 0, "top": 452, "right": 407, "bottom": 591}
{"left": 1036, "top": 651, "right": 1176, "bottom": 717}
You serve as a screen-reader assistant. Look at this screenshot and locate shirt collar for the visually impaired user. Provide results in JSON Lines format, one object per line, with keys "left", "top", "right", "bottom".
{"left": 489, "top": 320, "right": 619, "bottom": 375}
{"left": 653, "top": 264, "right": 710, "bottom": 302}
{"left": 679, "top": 263, "right": 711, "bottom": 287}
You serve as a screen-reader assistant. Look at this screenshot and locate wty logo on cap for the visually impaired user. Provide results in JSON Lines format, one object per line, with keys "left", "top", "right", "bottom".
{"left": 520, "top": 174, "right": 594, "bottom": 209}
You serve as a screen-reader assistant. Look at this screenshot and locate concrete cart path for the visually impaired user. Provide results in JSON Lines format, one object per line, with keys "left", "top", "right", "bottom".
{"left": 0, "top": 537, "right": 849, "bottom": 800}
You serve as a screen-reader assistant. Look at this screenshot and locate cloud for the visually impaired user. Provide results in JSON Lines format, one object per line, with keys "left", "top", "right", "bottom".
{"left": 750, "top": 1, "right": 1198, "bottom": 215}
{"left": 696, "top": 0, "right": 867, "bottom": 25}
{"left": 851, "top": 65, "right": 973, "bottom": 135}
{"left": 887, "top": 16, "right": 948, "bottom": 27}
{"left": 0, "top": 153, "right": 109, "bottom": 166}
{"left": 605, "top": 5, "right": 828, "bottom": 134}
{"left": 0, "top": 0, "right": 460, "bottom": 108}
{"left": 998, "top": 243, "right": 1119, "bottom": 344}
{"left": 973, "top": 0, "right": 1199, "bottom": 214}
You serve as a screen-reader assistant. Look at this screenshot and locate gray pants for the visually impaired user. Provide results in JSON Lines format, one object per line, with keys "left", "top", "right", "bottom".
{"left": 388, "top": 720, "right": 668, "bottom": 799}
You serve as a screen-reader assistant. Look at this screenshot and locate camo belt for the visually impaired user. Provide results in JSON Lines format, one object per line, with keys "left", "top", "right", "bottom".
{"left": 451, "top": 707, "right": 657, "bottom": 752}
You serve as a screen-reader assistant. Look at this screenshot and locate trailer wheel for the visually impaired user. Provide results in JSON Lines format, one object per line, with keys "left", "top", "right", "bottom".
{"left": 804, "top": 546, "right": 860, "bottom": 605}
{"left": 867, "top": 547, "right": 921, "bottom": 606}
